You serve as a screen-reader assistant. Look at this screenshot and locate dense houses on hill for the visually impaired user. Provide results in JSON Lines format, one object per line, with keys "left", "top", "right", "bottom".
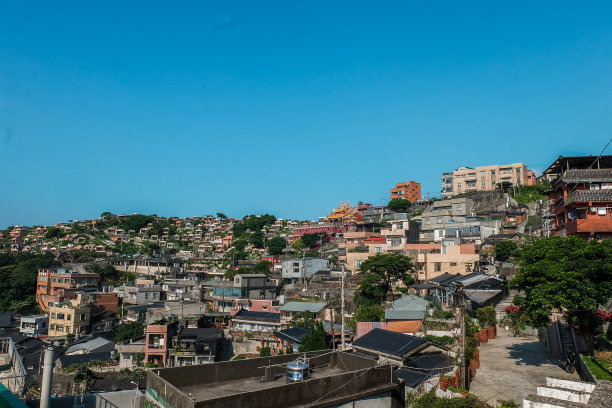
{"left": 0, "top": 153, "right": 611, "bottom": 407}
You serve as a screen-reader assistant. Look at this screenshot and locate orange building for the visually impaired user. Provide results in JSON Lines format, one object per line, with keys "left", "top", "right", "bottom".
{"left": 36, "top": 268, "right": 100, "bottom": 311}
{"left": 390, "top": 181, "right": 421, "bottom": 202}
{"left": 145, "top": 322, "right": 178, "bottom": 366}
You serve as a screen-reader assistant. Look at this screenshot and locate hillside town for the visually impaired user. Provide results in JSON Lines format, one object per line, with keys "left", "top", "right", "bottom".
{"left": 0, "top": 154, "right": 611, "bottom": 408}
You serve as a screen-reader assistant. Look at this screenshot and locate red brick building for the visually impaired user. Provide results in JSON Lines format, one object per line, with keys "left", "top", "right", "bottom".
{"left": 544, "top": 155, "right": 612, "bottom": 240}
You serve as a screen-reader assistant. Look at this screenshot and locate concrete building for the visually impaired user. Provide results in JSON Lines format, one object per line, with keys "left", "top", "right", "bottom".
{"left": 441, "top": 162, "right": 530, "bottom": 198}
{"left": 420, "top": 197, "right": 475, "bottom": 242}
{"left": 36, "top": 267, "right": 100, "bottom": 311}
{"left": 145, "top": 322, "right": 178, "bottom": 366}
{"left": 123, "top": 285, "right": 162, "bottom": 305}
{"left": 167, "top": 327, "right": 221, "bottom": 367}
{"left": 19, "top": 315, "right": 48, "bottom": 337}
{"left": 281, "top": 258, "right": 329, "bottom": 283}
{"left": 390, "top": 181, "right": 421, "bottom": 202}
{"left": 409, "top": 243, "right": 480, "bottom": 282}
{"left": 208, "top": 274, "right": 279, "bottom": 313}
{"left": 381, "top": 214, "right": 420, "bottom": 253}
{"left": 48, "top": 295, "right": 92, "bottom": 337}
{"left": 231, "top": 310, "right": 282, "bottom": 332}
{"left": 543, "top": 155, "right": 612, "bottom": 239}
{"left": 144, "top": 351, "right": 405, "bottom": 408}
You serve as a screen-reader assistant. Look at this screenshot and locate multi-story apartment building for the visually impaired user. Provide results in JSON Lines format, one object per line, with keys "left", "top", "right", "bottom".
{"left": 167, "top": 327, "right": 221, "bottom": 367}
{"left": 207, "top": 274, "right": 279, "bottom": 312}
{"left": 48, "top": 295, "right": 91, "bottom": 337}
{"left": 381, "top": 214, "right": 420, "bottom": 253}
{"left": 441, "top": 163, "right": 530, "bottom": 198}
{"left": 145, "top": 322, "right": 178, "bottom": 366}
{"left": 338, "top": 230, "right": 382, "bottom": 263}
{"left": 544, "top": 155, "right": 612, "bottom": 239}
{"left": 36, "top": 267, "right": 100, "bottom": 311}
{"left": 390, "top": 181, "right": 421, "bottom": 202}
{"left": 420, "top": 197, "right": 474, "bottom": 242}
{"left": 281, "top": 258, "right": 329, "bottom": 283}
{"left": 407, "top": 243, "right": 480, "bottom": 282}
{"left": 123, "top": 285, "right": 163, "bottom": 305}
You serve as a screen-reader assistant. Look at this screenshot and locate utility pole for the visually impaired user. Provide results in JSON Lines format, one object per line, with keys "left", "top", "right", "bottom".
{"left": 457, "top": 283, "right": 467, "bottom": 389}
{"left": 341, "top": 265, "right": 346, "bottom": 351}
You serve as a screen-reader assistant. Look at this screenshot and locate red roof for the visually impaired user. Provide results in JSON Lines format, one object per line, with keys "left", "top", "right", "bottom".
{"left": 364, "top": 237, "right": 386, "bottom": 244}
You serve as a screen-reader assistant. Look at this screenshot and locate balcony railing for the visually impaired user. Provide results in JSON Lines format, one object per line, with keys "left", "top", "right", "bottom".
{"left": 565, "top": 190, "right": 612, "bottom": 206}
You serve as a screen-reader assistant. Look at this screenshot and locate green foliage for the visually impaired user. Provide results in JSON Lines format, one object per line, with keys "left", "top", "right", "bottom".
{"left": 410, "top": 209, "right": 424, "bottom": 217}
{"left": 225, "top": 265, "right": 254, "bottom": 280}
{"left": 425, "top": 335, "right": 454, "bottom": 345}
{"left": 0, "top": 253, "right": 55, "bottom": 313}
{"left": 233, "top": 355, "right": 246, "bottom": 360}
{"left": 355, "top": 304, "right": 384, "bottom": 323}
{"left": 448, "top": 386, "right": 468, "bottom": 394}
{"left": 510, "top": 237, "right": 612, "bottom": 349}
{"left": 216, "top": 212, "right": 227, "bottom": 219}
{"left": 292, "top": 238, "right": 305, "bottom": 252}
{"left": 475, "top": 306, "right": 497, "bottom": 329}
{"left": 259, "top": 347, "right": 271, "bottom": 357}
{"left": 45, "top": 227, "right": 66, "bottom": 239}
{"left": 253, "top": 260, "right": 273, "bottom": 275}
{"left": 511, "top": 182, "right": 550, "bottom": 204}
{"left": 115, "top": 321, "right": 144, "bottom": 342}
{"left": 432, "top": 309, "right": 455, "bottom": 319}
{"left": 289, "top": 311, "right": 316, "bottom": 328}
{"left": 358, "top": 254, "right": 415, "bottom": 304}
{"left": 409, "top": 388, "right": 491, "bottom": 408}
{"left": 494, "top": 240, "right": 519, "bottom": 262}
{"left": 300, "top": 321, "right": 327, "bottom": 352}
{"left": 265, "top": 236, "right": 286, "bottom": 255}
{"left": 497, "top": 400, "right": 520, "bottom": 408}
{"left": 301, "top": 233, "right": 321, "bottom": 249}
{"left": 232, "top": 214, "right": 276, "bottom": 239}
{"left": 582, "top": 355, "right": 612, "bottom": 381}
{"left": 387, "top": 198, "right": 412, "bottom": 213}
{"left": 66, "top": 333, "right": 75, "bottom": 344}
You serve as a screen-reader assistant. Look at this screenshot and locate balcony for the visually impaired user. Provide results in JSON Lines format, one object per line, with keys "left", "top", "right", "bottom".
{"left": 565, "top": 190, "right": 612, "bottom": 206}
{"left": 565, "top": 218, "right": 612, "bottom": 235}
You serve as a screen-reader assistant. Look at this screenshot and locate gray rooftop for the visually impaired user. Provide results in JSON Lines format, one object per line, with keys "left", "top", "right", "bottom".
{"left": 280, "top": 301, "right": 327, "bottom": 313}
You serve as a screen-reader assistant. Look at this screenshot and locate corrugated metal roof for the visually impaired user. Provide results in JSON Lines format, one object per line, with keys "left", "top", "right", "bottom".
{"left": 353, "top": 328, "right": 428, "bottom": 358}
{"left": 66, "top": 337, "right": 112, "bottom": 355}
{"left": 280, "top": 302, "right": 327, "bottom": 313}
{"left": 385, "top": 309, "right": 425, "bottom": 320}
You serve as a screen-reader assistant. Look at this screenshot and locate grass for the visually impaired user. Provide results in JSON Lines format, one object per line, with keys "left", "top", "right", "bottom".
{"left": 583, "top": 352, "right": 612, "bottom": 381}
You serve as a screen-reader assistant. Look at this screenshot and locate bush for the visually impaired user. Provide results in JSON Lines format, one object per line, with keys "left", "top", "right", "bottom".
{"left": 233, "top": 355, "right": 246, "bottom": 361}
{"left": 425, "top": 335, "right": 454, "bottom": 346}
{"left": 259, "top": 347, "right": 271, "bottom": 357}
{"left": 448, "top": 386, "right": 468, "bottom": 394}
{"left": 476, "top": 306, "right": 497, "bottom": 329}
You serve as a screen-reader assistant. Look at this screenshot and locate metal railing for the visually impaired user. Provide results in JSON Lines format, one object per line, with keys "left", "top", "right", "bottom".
{"left": 0, "top": 337, "right": 26, "bottom": 396}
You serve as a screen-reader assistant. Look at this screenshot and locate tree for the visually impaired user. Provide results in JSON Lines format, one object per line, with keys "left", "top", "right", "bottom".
{"left": 387, "top": 198, "right": 412, "bottom": 213}
{"left": 225, "top": 266, "right": 253, "bottom": 280}
{"left": 45, "top": 227, "right": 65, "bottom": 239}
{"left": 115, "top": 321, "right": 145, "bottom": 342}
{"left": 288, "top": 311, "right": 316, "bottom": 328}
{"left": 216, "top": 212, "right": 227, "bottom": 219}
{"left": 266, "top": 236, "right": 286, "bottom": 256}
{"left": 509, "top": 236, "right": 612, "bottom": 351}
{"left": 253, "top": 260, "right": 273, "bottom": 275}
{"left": 292, "top": 238, "right": 305, "bottom": 252}
{"left": 358, "top": 254, "right": 415, "bottom": 302}
{"left": 494, "top": 240, "right": 519, "bottom": 262}
{"left": 301, "top": 233, "right": 321, "bottom": 249}
{"left": 476, "top": 306, "right": 497, "bottom": 329}
{"left": 299, "top": 321, "right": 327, "bottom": 352}
{"left": 497, "top": 181, "right": 512, "bottom": 193}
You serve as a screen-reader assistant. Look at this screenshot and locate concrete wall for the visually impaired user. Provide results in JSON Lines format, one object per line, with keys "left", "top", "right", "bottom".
{"left": 26, "top": 390, "right": 142, "bottom": 408}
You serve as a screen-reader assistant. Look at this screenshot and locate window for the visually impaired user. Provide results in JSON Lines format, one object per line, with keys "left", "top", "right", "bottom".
{"left": 66, "top": 315, "right": 71, "bottom": 321}
{"left": 450, "top": 262, "right": 457, "bottom": 266}
{"left": 465, "top": 263, "right": 472, "bottom": 272}
{"left": 457, "top": 183, "right": 462, "bottom": 189}
{"left": 437, "top": 218, "right": 442, "bottom": 224}
{"left": 466, "top": 181, "right": 476, "bottom": 187}
{"left": 262, "top": 306, "right": 268, "bottom": 310}
{"left": 481, "top": 181, "right": 486, "bottom": 187}
{"left": 434, "top": 262, "right": 441, "bottom": 272}
{"left": 145, "top": 293, "right": 150, "bottom": 299}
{"left": 66, "top": 326, "right": 71, "bottom": 333}
{"left": 80, "top": 314, "right": 86, "bottom": 321}
{"left": 376, "top": 247, "right": 382, "bottom": 254}
{"left": 49, "top": 324, "right": 55, "bottom": 330}
{"left": 491, "top": 170, "right": 495, "bottom": 175}
{"left": 56, "top": 325, "right": 64, "bottom": 332}
{"left": 57, "top": 313, "right": 65, "bottom": 320}
{"left": 356, "top": 260, "right": 362, "bottom": 267}
{"left": 480, "top": 171, "right": 485, "bottom": 177}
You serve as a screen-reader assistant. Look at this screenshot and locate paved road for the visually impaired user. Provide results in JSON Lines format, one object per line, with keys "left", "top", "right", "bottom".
{"left": 469, "top": 327, "right": 578, "bottom": 406}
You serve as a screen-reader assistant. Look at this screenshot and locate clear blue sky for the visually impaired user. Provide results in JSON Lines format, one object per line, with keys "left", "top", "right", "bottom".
{"left": 2, "top": 1, "right": 612, "bottom": 227}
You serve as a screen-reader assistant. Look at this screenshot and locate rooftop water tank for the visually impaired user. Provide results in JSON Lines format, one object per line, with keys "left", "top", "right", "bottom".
{"left": 286, "top": 360, "right": 310, "bottom": 383}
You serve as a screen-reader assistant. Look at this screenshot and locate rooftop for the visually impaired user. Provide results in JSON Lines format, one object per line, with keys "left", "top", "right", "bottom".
{"left": 280, "top": 302, "right": 327, "bottom": 313}
{"left": 352, "top": 328, "right": 429, "bottom": 358}
{"left": 145, "top": 351, "right": 402, "bottom": 407}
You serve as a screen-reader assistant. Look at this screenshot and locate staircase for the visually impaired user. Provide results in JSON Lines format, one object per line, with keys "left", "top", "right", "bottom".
{"left": 558, "top": 322, "right": 576, "bottom": 355}
{"left": 495, "top": 290, "right": 518, "bottom": 322}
